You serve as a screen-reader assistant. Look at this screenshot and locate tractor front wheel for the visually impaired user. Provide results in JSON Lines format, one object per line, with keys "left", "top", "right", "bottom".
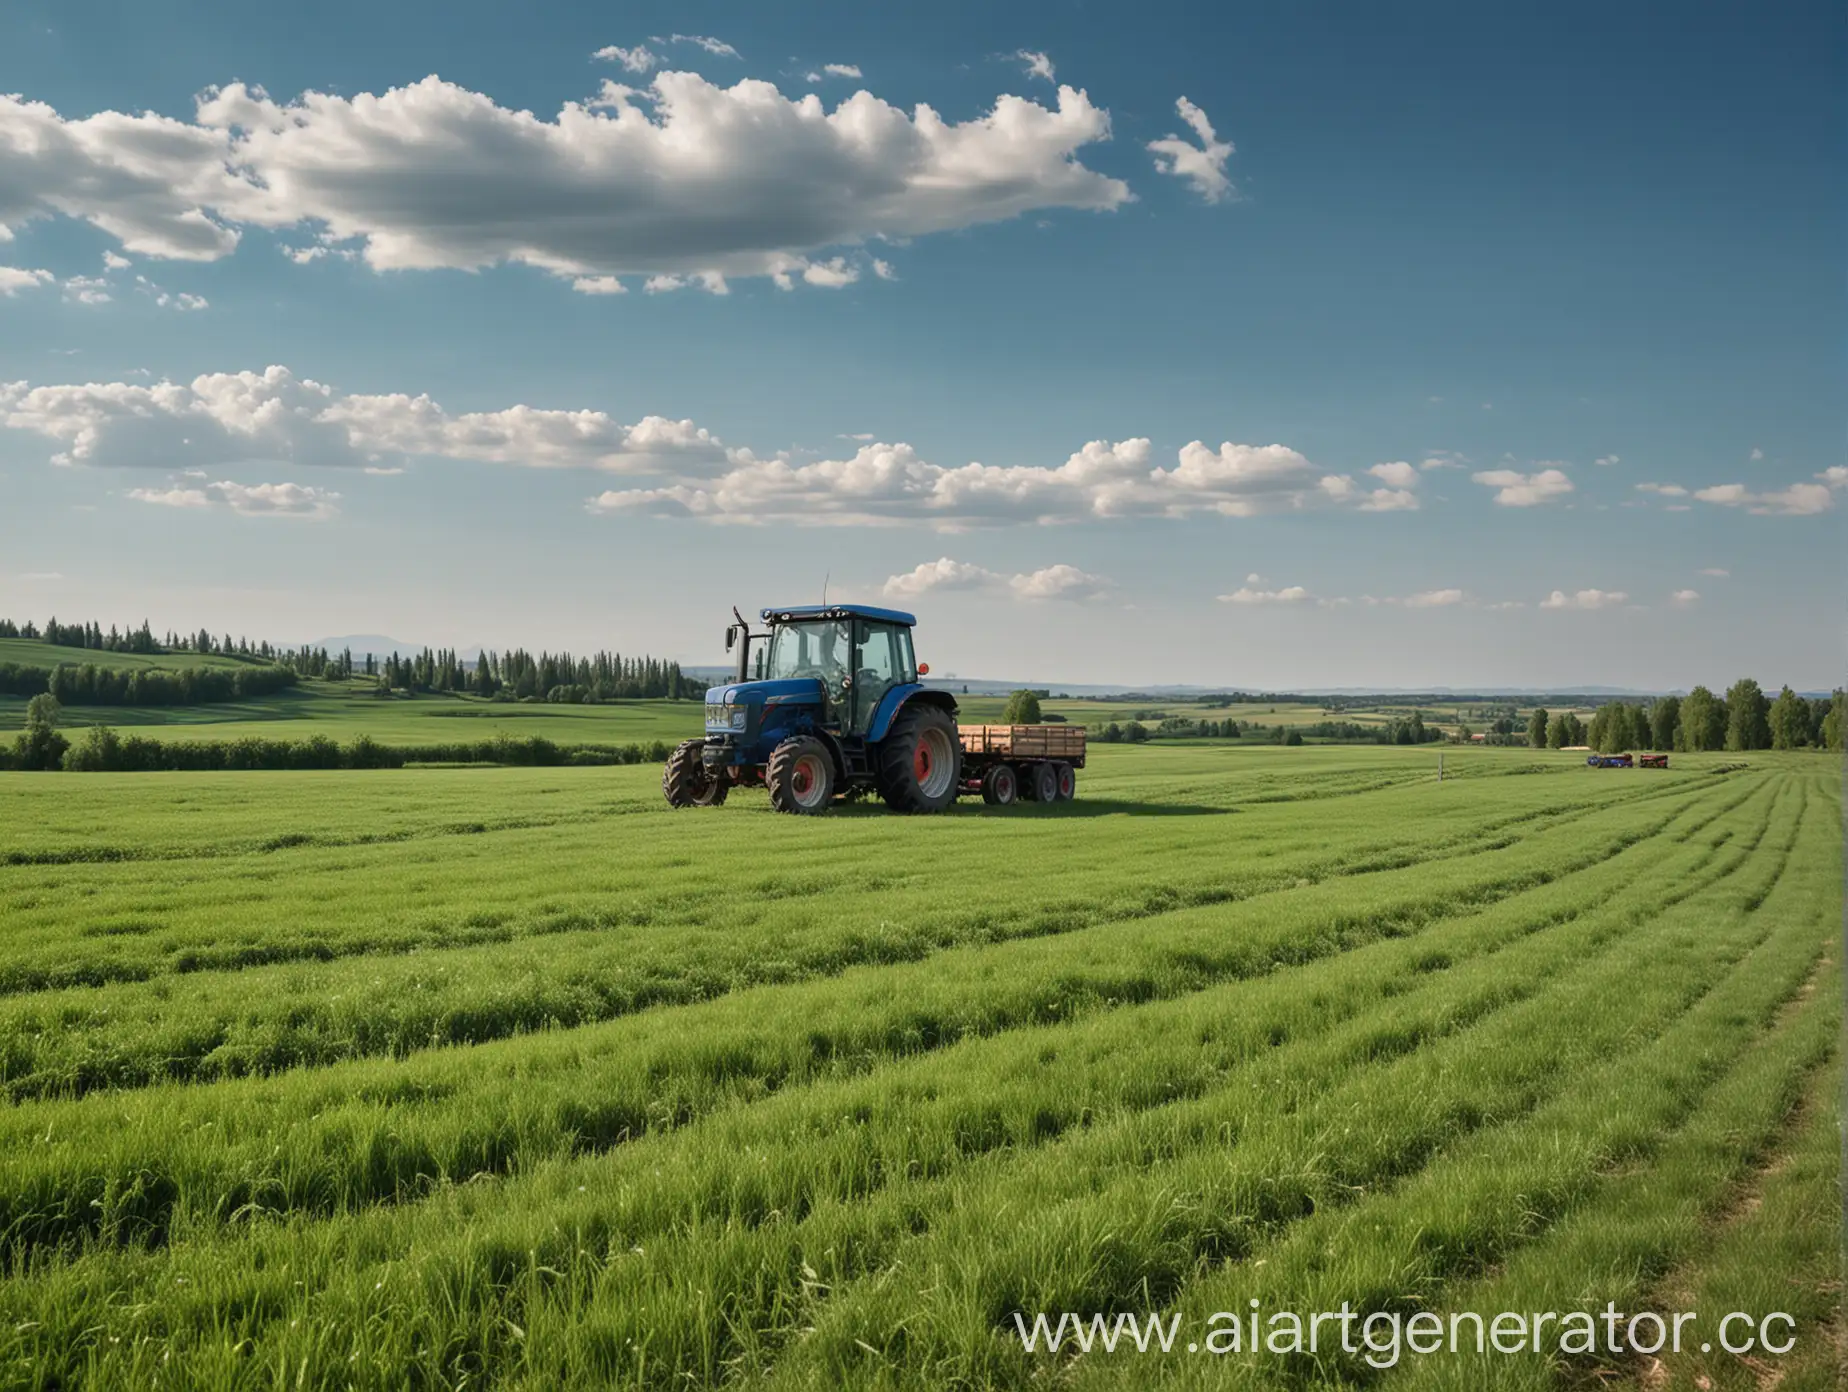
{"left": 663, "top": 739, "right": 728, "bottom": 807}
{"left": 767, "top": 737, "right": 836, "bottom": 815}
{"left": 877, "top": 705, "right": 961, "bottom": 813}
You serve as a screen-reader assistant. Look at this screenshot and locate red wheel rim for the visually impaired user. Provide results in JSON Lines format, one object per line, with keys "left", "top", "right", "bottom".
{"left": 914, "top": 743, "right": 932, "bottom": 782}
{"left": 793, "top": 765, "right": 813, "bottom": 796}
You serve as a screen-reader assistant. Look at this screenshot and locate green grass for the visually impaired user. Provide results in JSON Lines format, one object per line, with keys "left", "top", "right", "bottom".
{"left": 0, "top": 744, "right": 1835, "bottom": 1389}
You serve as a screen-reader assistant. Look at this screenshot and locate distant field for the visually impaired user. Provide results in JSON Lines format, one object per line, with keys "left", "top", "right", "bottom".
{"left": 0, "top": 744, "right": 1836, "bottom": 1388}
{"left": 0, "top": 637, "right": 258, "bottom": 673}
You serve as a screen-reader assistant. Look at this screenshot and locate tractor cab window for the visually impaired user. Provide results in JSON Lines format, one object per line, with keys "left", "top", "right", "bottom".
{"left": 852, "top": 622, "right": 913, "bottom": 731}
{"left": 764, "top": 620, "right": 852, "bottom": 686}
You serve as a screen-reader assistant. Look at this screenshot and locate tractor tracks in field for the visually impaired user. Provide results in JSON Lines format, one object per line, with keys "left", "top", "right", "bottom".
{"left": 0, "top": 777, "right": 1787, "bottom": 1267}
{"left": 0, "top": 775, "right": 1762, "bottom": 1096}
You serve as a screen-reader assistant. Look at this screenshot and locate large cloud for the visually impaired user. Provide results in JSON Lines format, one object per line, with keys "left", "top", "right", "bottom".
{"left": 589, "top": 436, "right": 1363, "bottom": 526}
{"left": 1, "top": 72, "right": 1130, "bottom": 290}
{"left": 0, "top": 366, "right": 733, "bottom": 473}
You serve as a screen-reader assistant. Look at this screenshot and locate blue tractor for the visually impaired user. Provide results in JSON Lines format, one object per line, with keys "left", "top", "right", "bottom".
{"left": 663, "top": 604, "right": 964, "bottom": 815}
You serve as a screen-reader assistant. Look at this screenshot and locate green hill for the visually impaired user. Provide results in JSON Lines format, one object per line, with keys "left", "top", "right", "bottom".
{"left": 0, "top": 637, "right": 259, "bottom": 673}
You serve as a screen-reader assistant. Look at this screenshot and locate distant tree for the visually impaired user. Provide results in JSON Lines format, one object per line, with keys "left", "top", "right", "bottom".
{"left": 1724, "top": 678, "right": 1770, "bottom": 751}
{"left": 24, "top": 693, "right": 61, "bottom": 730}
{"left": 1284, "top": 729, "right": 1304, "bottom": 746}
{"left": 1124, "top": 720, "right": 1149, "bottom": 744}
{"left": 1768, "top": 685, "right": 1810, "bottom": 749}
{"left": 13, "top": 693, "right": 68, "bottom": 770}
{"left": 1001, "top": 689, "right": 1043, "bottom": 724}
{"left": 1649, "top": 696, "right": 1681, "bottom": 753}
{"left": 1822, "top": 691, "right": 1845, "bottom": 752}
{"left": 1528, "top": 707, "right": 1550, "bottom": 748}
{"left": 1679, "top": 685, "right": 1726, "bottom": 752}
{"left": 1546, "top": 712, "right": 1569, "bottom": 749}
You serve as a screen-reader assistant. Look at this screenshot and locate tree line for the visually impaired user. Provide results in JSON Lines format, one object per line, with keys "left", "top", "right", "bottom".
{"left": 0, "top": 661, "right": 298, "bottom": 706}
{"left": 1, "top": 614, "right": 702, "bottom": 705}
{"left": 1527, "top": 681, "right": 1844, "bottom": 753}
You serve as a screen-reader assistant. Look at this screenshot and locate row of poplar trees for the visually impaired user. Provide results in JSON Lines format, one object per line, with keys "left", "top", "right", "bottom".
{"left": 1528, "top": 680, "right": 1844, "bottom": 753}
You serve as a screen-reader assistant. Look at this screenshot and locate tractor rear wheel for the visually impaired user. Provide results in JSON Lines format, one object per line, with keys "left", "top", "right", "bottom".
{"left": 877, "top": 704, "right": 961, "bottom": 813}
{"left": 1053, "top": 762, "right": 1076, "bottom": 801}
{"left": 767, "top": 737, "right": 836, "bottom": 815}
{"left": 1022, "top": 761, "right": 1059, "bottom": 804}
{"left": 981, "top": 764, "right": 1018, "bottom": 806}
{"left": 663, "top": 739, "right": 728, "bottom": 807}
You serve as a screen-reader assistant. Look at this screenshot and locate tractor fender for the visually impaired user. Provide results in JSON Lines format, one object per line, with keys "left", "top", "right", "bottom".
{"left": 867, "top": 685, "right": 959, "bottom": 744}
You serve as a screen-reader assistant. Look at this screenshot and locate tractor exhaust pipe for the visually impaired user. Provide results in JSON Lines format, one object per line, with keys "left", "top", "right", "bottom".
{"left": 730, "top": 606, "right": 753, "bottom": 683}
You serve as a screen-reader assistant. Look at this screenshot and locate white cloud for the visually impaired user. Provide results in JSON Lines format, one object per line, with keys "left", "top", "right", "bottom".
{"left": 1698, "top": 567, "right": 1729, "bottom": 577}
{"left": 62, "top": 275, "right": 111, "bottom": 305}
{"left": 1692, "top": 474, "right": 1839, "bottom": 515}
{"left": 1471, "top": 467, "right": 1573, "bottom": 507}
{"left": 101, "top": 250, "right": 132, "bottom": 270}
{"left": 2, "top": 73, "right": 1129, "bottom": 290}
{"left": 0, "top": 266, "right": 54, "bottom": 295}
{"left": 664, "top": 34, "right": 741, "bottom": 58}
{"left": 1540, "top": 588, "right": 1628, "bottom": 611}
{"left": 1016, "top": 50, "right": 1056, "bottom": 82}
{"left": 1419, "top": 450, "right": 1466, "bottom": 470}
{"left": 1219, "top": 584, "right": 1313, "bottom": 605}
{"left": 822, "top": 64, "right": 862, "bottom": 79}
{"left": 128, "top": 479, "right": 339, "bottom": 518}
{"left": 1671, "top": 589, "right": 1700, "bottom": 606}
{"left": 1367, "top": 460, "right": 1419, "bottom": 489}
{"left": 0, "top": 364, "right": 735, "bottom": 474}
{"left": 1402, "top": 588, "right": 1464, "bottom": 608}
{"left": 1594, "top": 454, "right": 1620, "bottom": 467}
{"left": 1147, "top": 97, "right": 1233, "bottom": 203}
{"left": 881, "top": 556, "right": 1106, "bottom": 601}
{"left": 571, "top": 275, "right": 627, "bottom": 295}
{"left": 593, "top": 45, "right": 657, "bottom": 73}
{"left": 1359, "top": 488, "right": 1419, "bottom": 512}
{"left": 870, "top": 257, "right": 896, "bottom": 280}
{"left": 588, "top": 435, "right": 1371, "bottom": 527}
{"left": 1749, "top": 447, "right": 1763, "bottom": 461}
{"left": 1634, "top": 482, "right": 1687, "bottom": 496}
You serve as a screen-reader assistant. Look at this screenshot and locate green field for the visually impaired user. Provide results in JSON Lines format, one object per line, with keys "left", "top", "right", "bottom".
{"left": 0, "top": 744, "right": 1837, "bottom": 1389}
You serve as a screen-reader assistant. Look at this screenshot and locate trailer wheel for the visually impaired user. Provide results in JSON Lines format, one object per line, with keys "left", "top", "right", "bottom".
{"left": 1023, "top": 761, "right": 1059, "bottom": 803}
{"left": 767, "top": 737, "right": 836, "bottom": 815}
{"left": 1053, "top": 762, "right": 1076, "bottom": 802}
{"left": 980, "top": 764, "right": 1018, "bottom": 806}
{"left": 877, "top": 704, "right": 961, "bottom": 813}
{"left": 663, "top": 739, "right": 728, "bottom": 808}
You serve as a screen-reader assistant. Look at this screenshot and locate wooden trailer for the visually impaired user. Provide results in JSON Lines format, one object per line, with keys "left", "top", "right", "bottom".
{"left": 957, "top": 723, "right": 1086, "bottom": 805}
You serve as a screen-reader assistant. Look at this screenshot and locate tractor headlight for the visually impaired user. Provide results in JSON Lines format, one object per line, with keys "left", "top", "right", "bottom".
{"left": 705, "top": 702, "right": 747, "bottom": 730}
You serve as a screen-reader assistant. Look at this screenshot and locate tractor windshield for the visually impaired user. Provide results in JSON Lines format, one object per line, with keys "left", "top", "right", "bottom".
{"left": 764, "top": 620, "right": 853, "bottom": 685}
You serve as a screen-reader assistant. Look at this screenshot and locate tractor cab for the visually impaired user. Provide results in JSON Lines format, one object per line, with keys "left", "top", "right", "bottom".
{"left": 745, "top": 607, "right": 918, "bottom": 735}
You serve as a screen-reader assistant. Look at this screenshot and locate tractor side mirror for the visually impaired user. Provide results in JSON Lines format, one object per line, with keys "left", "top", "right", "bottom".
{"left": 724, "top": 625, "right": 737, "bottom": 653}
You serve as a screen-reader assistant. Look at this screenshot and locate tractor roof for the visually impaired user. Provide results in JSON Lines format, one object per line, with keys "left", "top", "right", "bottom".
{"left": 760, "top": 604, "right": 917, "bottom": 627}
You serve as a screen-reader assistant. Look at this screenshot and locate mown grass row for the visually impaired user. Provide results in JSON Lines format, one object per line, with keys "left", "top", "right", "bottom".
{"left": 0, "top": 771, "right": 1815, "bottom": 1388}
{"left": 0, "top": 769, "right": 1771, "bottom": 1260}
{"left": 0, "top": 768, "right": 1739, "bottom": 1092}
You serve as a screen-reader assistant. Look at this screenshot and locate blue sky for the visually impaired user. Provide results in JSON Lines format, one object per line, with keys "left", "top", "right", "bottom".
{"left": 0, "top": 0, "right": 1840, "bottom": 689}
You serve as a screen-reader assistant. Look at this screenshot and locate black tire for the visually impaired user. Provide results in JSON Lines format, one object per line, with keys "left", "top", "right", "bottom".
{"left": 767, "top": 736, "right": 836, "bottom": 815}
{"left": 663, "top": 739, "right": 728, "bottom": 807}
{"left": 1022, "top": 761, "right": 1058, "bottom": 804}
{"left": 1053, "top": 762, "right": 1076, "bottom": 802}
{"left": 877, "top": 704, "right": 961, "bottom": 813}
{"left": 981, "top": 764, "right": 1018, "bottom": 806}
